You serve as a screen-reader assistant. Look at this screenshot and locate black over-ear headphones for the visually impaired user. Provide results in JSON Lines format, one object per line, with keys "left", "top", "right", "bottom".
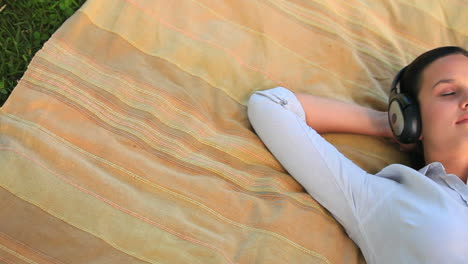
{"left": 388, "top": 66, "right": 422, "bottom": 144}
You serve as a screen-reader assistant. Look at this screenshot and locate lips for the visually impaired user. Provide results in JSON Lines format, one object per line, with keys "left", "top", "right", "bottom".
{"left": 456, "top": 114, "right": 468, "bottom": 125}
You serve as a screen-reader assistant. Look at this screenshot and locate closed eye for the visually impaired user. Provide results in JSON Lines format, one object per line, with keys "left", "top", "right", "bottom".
{"left": 441, "top": 92, "right": 456, "bottom": 96}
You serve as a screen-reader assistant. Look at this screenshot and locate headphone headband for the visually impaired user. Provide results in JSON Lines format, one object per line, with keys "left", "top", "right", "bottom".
{"left": 390, "top": 66, "right": 407, "bottom": 94}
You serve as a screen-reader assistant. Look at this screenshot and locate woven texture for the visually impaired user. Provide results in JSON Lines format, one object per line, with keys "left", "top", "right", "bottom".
{"left": 0, "top": 0, "right": 466, "bottom": 263}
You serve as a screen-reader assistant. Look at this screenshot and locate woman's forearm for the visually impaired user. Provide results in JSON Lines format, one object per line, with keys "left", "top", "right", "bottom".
{"left": 295, "top": 93, "right": 392, "bottom": 138}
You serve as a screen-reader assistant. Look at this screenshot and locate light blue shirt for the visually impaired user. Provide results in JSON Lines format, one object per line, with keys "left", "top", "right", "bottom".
{"left": 247, "top": 87, "right": 468, "bottom": 264}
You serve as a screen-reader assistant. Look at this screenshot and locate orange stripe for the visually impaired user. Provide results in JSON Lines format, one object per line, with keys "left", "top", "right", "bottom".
{"left": 0, "top": 231, "right": 62, "bottom": 264}
{"left": 24, "top": 70, "right": 256, "bottom": 188}
{"left": 0, "top": 146, "right": 236, "bottom": 264}
{"left": 38, "top": 40, "right": 281, "bottom": 171}
{"left": 1, "top": 111, "right": 336, "bottom": 261}
{"left": 23, "top": 69, "right": 329, "bottom": 215}
{"left": 0, "top": 256, "right": 16, "bottom": 264}
{"left": 23, "top": 57, "right": 298, "bottom": 193}
{"left": 184, "top": 0, "right": 375, "bottom": 88}
{"left": 122, "top": 0, "right": 289, "bottom": 88}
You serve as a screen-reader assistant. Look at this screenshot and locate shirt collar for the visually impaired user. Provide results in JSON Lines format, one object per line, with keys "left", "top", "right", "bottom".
{"left": 419, "top": 162, "right": 447, "bottom": 178}
{"left": 419, "top": 162, "right": 468, "bottom": 185}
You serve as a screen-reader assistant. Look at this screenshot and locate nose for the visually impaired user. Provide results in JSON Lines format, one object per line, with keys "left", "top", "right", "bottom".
{"left": 462, "top": 90, "right": 468, "bottom": 109}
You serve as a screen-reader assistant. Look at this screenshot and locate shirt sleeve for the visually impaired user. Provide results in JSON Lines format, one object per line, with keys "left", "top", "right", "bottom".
{"left": 247, "top": 87, "right": 394, "bottom": 237}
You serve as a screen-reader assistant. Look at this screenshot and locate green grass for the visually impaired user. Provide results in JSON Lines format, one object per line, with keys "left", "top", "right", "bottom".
{"left": 0, "top": 0, "right": 87, "bottom": 107}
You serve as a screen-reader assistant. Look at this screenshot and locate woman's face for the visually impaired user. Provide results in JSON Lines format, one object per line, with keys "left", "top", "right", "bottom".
{"left": 418, "top": 54, "right": 468, "bottom": 156}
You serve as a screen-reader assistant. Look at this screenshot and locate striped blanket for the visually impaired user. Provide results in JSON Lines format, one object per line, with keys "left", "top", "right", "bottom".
{"left": 1, "top": 0, "right": 466, "bottom": 263}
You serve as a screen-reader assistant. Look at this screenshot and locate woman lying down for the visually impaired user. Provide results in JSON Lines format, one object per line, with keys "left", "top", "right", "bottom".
{"left": 247, "top": 46, "right": 468, "bottom": 264}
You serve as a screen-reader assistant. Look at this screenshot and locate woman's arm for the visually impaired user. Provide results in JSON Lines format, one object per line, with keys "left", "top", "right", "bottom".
{"left": 295, "top": 93, "right": 392, "bottom": 138}
{"left": 247, "top": 87, "right": 396, "bottom": 238}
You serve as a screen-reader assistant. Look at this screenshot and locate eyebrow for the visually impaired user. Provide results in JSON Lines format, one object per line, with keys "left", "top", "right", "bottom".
{"left": 432, "top": 79, "right": 455, "bottom": 89}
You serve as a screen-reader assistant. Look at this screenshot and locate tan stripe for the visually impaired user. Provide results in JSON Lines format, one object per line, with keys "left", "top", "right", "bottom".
{"left": 20, "top": 73, "right": 297, "bottom": 204}
{"left": 1, "top": 99, "right": 344, "bottom": 262}
{"left": 269, "top": 0, "right": 400, "bottom": 66}
{"left": 39, "top": 39, "right": 284, "bottom": 172}
{"left": 400, "top": 0, "right": 467, "bottom": 35}
{"left": 77, "top": 3, "right": 277, "bottom": 104}
{"left": 22, "top": 65, "right": 325, "bottom": 209}
{"left": 0, "top": 186, "right": 151, "bottom": 264}
{"left": 21, "top": 33, "right": 327, "bottom": 209}
{"left": 77, "top": 0, "right": 386, "bottom": 102}
{"left": 48, "top": 13, "right": 285, "bottom": 171}
{"left": 23, "top": 58, "right": 336, "bottom": 218}
{"left": 0, "top": 147, "right": 233, "bottom": 264}
{"left": 0, "top": 255, "right": 28, "bottom": 264}
{"left": 0, "top": 244, "right": 36, "bottom": 264}
{"left": 0, "top": 101, "right": 357, "bottom": 263}
{"left": 188, "top": 0, "right": 383, "bottom": 88}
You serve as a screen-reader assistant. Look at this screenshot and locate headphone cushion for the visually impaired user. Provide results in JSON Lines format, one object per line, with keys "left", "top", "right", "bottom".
{"left": 388, "top": 93, "right": 421, "bottom": 144}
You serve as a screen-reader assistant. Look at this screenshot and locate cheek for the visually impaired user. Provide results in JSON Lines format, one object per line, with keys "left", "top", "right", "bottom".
{"left": 420, "top": 100, "right": 452, "bottom": 130}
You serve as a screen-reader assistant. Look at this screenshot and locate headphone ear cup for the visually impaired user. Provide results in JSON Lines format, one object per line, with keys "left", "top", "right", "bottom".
{"left": 389, "top": 98, "right": 406, "bottom": 138}
{"left": 388, "top": 93, "right": 421, "bottom": 144}
{"left": 401, "top": 101, "right": 421, "bottom": 143}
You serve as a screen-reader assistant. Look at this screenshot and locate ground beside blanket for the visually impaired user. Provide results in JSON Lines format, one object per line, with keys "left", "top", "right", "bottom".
{"left": 0, "top": 0, "right": 86, "bottom": 106}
